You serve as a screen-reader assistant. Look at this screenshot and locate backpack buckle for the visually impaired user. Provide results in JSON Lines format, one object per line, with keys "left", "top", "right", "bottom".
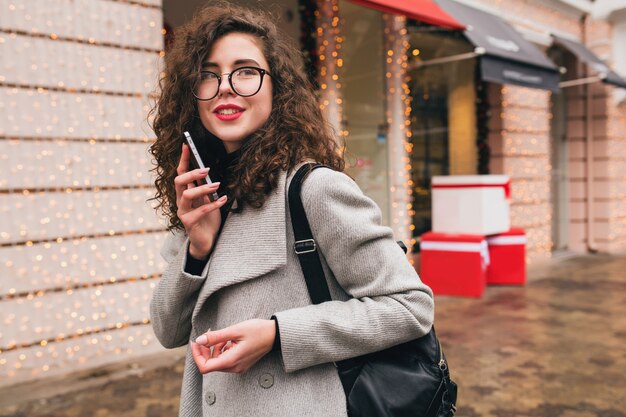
{"left": 294, "top": 239, "right": 316, "bottom": 254}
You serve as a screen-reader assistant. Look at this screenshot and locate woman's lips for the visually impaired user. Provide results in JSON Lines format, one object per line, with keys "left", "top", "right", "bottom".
{"left": 214, "top": 105, "right": 244, "bottom": 121}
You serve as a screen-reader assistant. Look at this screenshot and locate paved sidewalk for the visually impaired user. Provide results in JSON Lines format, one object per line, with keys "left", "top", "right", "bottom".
{"left": 1, "top": 253, "right": 625, "bottom": 417}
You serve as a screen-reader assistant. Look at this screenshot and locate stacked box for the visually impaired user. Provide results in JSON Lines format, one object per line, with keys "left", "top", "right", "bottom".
{"left": 486, "top": 228, "right": 527, "bottom": 285}
{"left": 420, "top": 232, "right": 489, "bottom": 297}
{"left": 431, "top": 175, "right": 511, "bottom": 235}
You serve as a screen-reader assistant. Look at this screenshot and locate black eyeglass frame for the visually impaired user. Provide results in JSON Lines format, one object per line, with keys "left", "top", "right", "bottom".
{"left": 192, "top": 66, "right": 272, "bottom": 101}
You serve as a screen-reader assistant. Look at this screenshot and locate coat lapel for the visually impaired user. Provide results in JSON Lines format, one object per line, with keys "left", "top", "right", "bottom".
{"left": 192, "top": 172, "right": 287, "bottom": 324}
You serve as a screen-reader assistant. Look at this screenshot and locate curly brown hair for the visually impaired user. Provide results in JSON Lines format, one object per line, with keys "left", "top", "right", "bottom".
{"left": 148, "top": 1, "right": 345, "bottom": 231}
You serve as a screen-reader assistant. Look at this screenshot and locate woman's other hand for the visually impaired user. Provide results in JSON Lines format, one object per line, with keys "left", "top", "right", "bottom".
{"left": 191, "top": 319, "right": 276, "bottom": 374}
{"left": 175, "top": 143, "right": 228, "bottom": 259}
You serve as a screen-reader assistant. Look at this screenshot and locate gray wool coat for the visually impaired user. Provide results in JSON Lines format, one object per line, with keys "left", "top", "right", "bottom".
{"left": 150, "top": 165, "right": 435, "bottom": 417}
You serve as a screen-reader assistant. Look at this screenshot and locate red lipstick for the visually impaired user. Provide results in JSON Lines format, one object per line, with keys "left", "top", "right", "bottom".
{"left": 213, "top": 104, "right": 244, "bottom": 121}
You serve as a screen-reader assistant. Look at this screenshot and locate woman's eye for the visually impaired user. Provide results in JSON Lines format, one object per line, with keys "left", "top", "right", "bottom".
{"left": 201, "top": 72, "right": 218, "bottom": 80}
{"left": 235, "top": 68, "right": 257, "bottom": 77}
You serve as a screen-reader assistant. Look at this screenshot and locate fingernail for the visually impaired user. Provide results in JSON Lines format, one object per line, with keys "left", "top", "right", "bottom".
{"left": 218, "top": 195, "right": 227, "bottom": 202}
{"left": 200, "top": 168, "right": 209, "bottom": 173}
{"left": 195, "top": 335, "right": 208, "bottom": 345}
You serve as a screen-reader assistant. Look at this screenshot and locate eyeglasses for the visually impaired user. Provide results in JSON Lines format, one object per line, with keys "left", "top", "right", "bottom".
{"left": 193, "top": 66, "right": 271, "bottom": 101}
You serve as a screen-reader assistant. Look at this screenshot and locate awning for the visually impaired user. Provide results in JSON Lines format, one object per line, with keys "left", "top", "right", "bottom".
{"left": 348, "top": 0, "right": 465, "bottom": 30}
{"left": 551, "top": 34, "right": 626, "bottom": 89}
{"left": 432, "top": 0, "right": 561, "bottom": 91}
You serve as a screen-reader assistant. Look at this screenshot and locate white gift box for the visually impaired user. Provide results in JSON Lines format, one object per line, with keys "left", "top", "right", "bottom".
{"left": 431, "top": 175, "right": 511, "bottom": 235}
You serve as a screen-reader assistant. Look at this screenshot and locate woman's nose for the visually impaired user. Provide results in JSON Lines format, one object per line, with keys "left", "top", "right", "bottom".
{"left": 217, "top": 74, "right": 235, "bottom": 97}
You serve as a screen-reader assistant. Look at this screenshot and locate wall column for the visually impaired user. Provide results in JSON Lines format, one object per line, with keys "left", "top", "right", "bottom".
{"left": 383, "top": 14, "right": 412, "bottom": 246}
{"left": 488, "top": 85, "right": 553, "bottom": 262}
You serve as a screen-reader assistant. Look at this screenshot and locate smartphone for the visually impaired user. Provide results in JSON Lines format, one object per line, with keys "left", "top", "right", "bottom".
{"left": 183, "top": 131, "right": 220, "bottom": 202}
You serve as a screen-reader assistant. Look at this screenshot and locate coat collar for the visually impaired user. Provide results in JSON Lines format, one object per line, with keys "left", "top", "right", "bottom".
{"left": 192, "top": 171, "right": 288, "bottom": 326}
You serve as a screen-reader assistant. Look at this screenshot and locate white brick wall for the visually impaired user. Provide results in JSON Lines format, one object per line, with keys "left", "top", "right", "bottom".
{"left": 0, "top": 0, "right": 167, "bottom": 386}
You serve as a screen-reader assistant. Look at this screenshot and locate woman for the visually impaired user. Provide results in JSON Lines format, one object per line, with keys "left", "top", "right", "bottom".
{"left": 149, "top": 2, "right": 434, "bottom": 416}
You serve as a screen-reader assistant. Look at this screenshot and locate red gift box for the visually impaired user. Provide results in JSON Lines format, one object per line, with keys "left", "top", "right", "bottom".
{"left": 420, "top": 232, "right": 489, "bottom": 297}
{"left": 486, "top": 228, "right": 526, "bottom": 285}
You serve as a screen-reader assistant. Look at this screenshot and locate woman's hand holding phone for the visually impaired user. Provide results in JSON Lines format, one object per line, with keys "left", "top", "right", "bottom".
{"left": 175, "top": 143, "right": 228, "bottom": 259}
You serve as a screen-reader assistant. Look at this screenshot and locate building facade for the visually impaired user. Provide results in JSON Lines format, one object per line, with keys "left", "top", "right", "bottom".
{"left": 1, "top": 0, "right": 625, "bottom": 387}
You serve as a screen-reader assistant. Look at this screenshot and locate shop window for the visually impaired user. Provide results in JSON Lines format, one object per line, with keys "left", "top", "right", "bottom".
{"left": 339, "top": 1, "right": 390, "bottom": 225}
{"left": 407, "top": 25, "right": 477, "bottom": 236}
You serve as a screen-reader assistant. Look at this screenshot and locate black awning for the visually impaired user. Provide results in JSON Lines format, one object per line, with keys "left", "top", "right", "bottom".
{"left": 552, "top": 34, "right": 626, "bottom": 89}
{"left": 437, "top": 0, "right": 560, "bottom": 91}
{"left": 480, "top": 56, "right": 561, "bottom": 91}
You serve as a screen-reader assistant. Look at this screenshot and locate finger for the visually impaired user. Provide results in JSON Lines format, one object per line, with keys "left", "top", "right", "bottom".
{"left": 223, "top": 341, "right": 237, "bottom": 351}
{"left": 191, "top": 188, "right": 214, "bottom": 209}
{"left": 176, "top": 143, "right": 190, "bottom": 176}
{"left": 212, "top": 342, "right": 227, "bottom": 358}
{"left": 197, "top": 346, "right": 240, "bottom": 373}
{"left": 175, "top": 168, "right": 209, "bottom": 203}
{"left": 187, "top": 185, "right": 221, "bottom": 211}
{"left": 175, "top": 144, "right": 191, "bottom": 203}
{"left": 199, "top": 343, "right": 212, "bottom": 359}
{"left": 174, "top": 173, "right": 214, "bottom": 211}
{"left": 191, "top": 343, "right": 239, "bottom": 374}
{"left": 191, "top": 342, "right": 209, "bottom": 370}
{"left": 176, "top": 182, "right": 219, "bottom": 212}
{"left": 191, "top": 190, "right": 213, "bottom": 210}
{"left": 175, "top": 168, "right": 210, "bottom": 187}
{"left": 180, "top": 195, "right": 227, "bottom": 225}
{"left": 195, "top": 326, "right": 241, "bottom": 347}
{"left": 181, "top": 182, "right": 221, "bottom": 203}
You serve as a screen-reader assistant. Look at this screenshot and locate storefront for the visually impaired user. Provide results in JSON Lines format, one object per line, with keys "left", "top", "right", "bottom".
{"left": 548, "top": 33, "right": 626, "bottom": 253}
{"left": 160, "top": 0, "right": 626, "bottom": 258}
{"left": 331, "top": 0, "right": 464, "bottom": 244}
{"left": 406, "top": 0, "right": 561, "bottom": 252}
{"left": 337, "top": 0, "right": 626, "bottom": 259}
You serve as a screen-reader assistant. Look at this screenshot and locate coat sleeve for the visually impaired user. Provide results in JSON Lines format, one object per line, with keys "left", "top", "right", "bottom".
{"left": 274, "top": 168, "right": 435, "bottom": 373}
{"left": 150, "top": 229, "right": 210, "bottom": 349}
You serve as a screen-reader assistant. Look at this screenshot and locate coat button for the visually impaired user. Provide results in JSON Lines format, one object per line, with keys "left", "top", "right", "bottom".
{"left": 205, "top": 391, "right": 216, "bottom": 405}
{"left": 259, "top": 373, "right": 274, "bottom": 389}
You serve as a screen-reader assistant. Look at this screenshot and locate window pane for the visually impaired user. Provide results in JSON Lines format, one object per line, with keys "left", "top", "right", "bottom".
{"left": 408, "top": 28, "right": 476, "bottom": 235}
{"left": 340, "top": 1, "right": 389, "bottom": 225}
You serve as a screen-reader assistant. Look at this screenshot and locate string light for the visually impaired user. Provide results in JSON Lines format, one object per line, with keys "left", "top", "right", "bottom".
{"left": 497, "top": 85, "right": 553, "bottom": 260}
{"left": 383, "top": 14, "right": 414, "bottom": 248}
{"left": 0, "top": 189, "right": 163, "bottom": 243}
{"left": 0, "top": 273, "right": 161, "bottom": 303}
{"left": 0, "top": 0, "right": 165, "bottom": 385}
{"left": 315, "top": 0, "right": 345, "bottom": 137}
{"left": 0, "top": 231, "right": 165, "bottom": 295}
{"left": 0, "top": 324, "right": 161, "bottom": 383}
{"left": 1, "top": 280, "right": 154, "bottom": 352}
{"left": 1, "top": 88, "right": 153, "bottom": 139}
{"left": 1, "top": 0, "right": 162, "bottom": 51}
{"left": 0, "top": 32, "right": 161, "bottom": 97}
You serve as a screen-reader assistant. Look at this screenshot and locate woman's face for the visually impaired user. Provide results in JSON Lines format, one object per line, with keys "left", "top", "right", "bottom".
{"left": 197, "top": 32, "right": 273, "bottom": 153}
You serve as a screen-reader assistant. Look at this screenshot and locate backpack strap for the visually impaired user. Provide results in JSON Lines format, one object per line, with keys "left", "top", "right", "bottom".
{"left": 288, "top": 163, "right": 332, "bottom": 305}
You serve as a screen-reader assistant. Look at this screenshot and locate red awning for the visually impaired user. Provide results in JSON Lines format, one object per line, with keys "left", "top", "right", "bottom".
{"left": 349, "top": 0, "right": 465, "bottom": 30}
